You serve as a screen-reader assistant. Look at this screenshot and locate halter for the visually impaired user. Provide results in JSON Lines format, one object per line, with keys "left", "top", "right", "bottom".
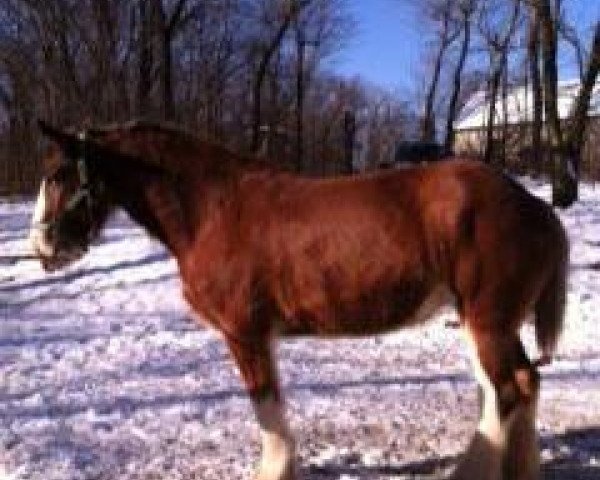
{"left": 34, "top": 131, "right": 95, "bottom": 238}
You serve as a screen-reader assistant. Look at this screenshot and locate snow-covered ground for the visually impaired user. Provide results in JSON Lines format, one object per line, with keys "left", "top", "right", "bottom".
{"left": 1, "top": 180, "right": 599, "bottom": 480}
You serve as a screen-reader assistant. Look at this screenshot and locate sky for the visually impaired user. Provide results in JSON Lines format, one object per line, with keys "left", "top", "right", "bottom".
{"left": 330, "top": 0, "right": 600, "bottom": 93}
{"left": 330, "top": 0, "right": 424, "bottom": 92}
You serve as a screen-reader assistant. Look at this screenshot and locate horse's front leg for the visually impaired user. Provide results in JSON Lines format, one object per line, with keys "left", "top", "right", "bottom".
{"left": 226, "top": 335, "right": 296, "bottom": 480}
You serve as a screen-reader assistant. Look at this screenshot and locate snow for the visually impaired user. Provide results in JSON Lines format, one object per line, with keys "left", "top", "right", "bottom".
{"left": 1, "top": 180, "right": 600, "bottom": 479}
{"left": 455, "top": 79, "right": 600, "bottom": 131}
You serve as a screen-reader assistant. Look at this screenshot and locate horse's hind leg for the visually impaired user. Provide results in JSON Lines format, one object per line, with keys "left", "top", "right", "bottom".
{"left": 501, "top": 344, "right": 540, "bottom": 480}
{"left": 452, "top": 325, "right": 540, "bottom": 480}
{"left": 226, "top": 335, "right": 296, "bottom": 480}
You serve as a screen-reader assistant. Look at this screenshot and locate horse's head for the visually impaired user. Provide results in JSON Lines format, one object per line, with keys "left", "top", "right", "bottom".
{"left": 30, "top": 121, "right": 112, "bottom": 271}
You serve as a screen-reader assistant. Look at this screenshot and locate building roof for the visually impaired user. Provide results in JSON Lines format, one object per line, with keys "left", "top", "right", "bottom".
{"left": 455, "top": 79, "right": 600, "bottom": 131}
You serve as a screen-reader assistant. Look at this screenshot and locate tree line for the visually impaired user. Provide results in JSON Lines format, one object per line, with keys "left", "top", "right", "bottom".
{"left": 1, "top": 0, "right": 599, "bottom": 207}
{"left": 0, "top": 0, "right": 415, "bottom": 194}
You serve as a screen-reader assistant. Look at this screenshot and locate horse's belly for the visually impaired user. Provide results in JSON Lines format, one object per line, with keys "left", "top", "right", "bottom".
{"left": 278, "top": 284, "right": 455, "bottom": 337}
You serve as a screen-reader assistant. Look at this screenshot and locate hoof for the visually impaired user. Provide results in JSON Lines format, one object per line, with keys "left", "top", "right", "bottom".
{"left": 451, "top": 432, "right": 502, "bottom": 480}
{"left": 253, "top": 468, "right": 296, "bottom": 480}
{"left": 253, "top": 460, "right": 297, "bottom": 480}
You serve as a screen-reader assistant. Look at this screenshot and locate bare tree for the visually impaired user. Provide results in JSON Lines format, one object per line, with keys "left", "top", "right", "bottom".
{"left": 249, "top": 0, "right": 310, "bottom": 152}
{"left": 295, "top": 26, "right": 308, "bottom": 171}
{"left": 443, "top": 0, "right": 477, "bottom": 155}
{"left": 292, "top": 0, "right": 349, "bottom": 170}
{"left": 0, "top": 0, "right": 364, "bottom": 192}
{"left": 0, "top": 1, "right": 447, "bottom": 192}
{"left": 527, "top": 1, "right": 543, "bottom": 172}
{"left": 419, "top": 0, "right": 461, "bottom": 142}
{"left": 136, "top": 0, "right": 155, "bottom": 117}
{"left": 479, "top": 0, "right": 521, "bottom": 164}
{"left": 536, "top": 0, "right": 600, "bottom": 206}
{"left": 150, "top": 0, "right": 199, "bottom": 120}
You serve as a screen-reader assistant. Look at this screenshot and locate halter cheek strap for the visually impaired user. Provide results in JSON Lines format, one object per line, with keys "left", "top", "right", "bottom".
{"left": 34, "top": 131, "right": 94, "bottom": 234}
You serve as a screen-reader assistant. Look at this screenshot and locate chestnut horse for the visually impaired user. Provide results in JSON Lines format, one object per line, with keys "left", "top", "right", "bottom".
{"left": 30, "top": 121, "right": 568, "bottom": 480}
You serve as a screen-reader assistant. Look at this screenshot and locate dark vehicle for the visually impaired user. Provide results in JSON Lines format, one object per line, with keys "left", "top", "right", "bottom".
{"left": 393, "top": 141, "right": 444, "bottom": 166}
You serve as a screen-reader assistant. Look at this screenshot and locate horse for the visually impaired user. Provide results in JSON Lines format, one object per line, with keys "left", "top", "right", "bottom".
{"left": 30, "top": 120, "right": 568, "bottom": 480}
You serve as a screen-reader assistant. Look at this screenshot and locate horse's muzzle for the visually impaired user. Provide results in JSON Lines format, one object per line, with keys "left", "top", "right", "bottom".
{"left": 37, "top": 247, "right": 86, "bottom": 272}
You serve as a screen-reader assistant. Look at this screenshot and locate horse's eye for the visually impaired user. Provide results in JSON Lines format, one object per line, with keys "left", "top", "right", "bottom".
{"left": 47, "top": 166, "right": 70, "bottom": 184}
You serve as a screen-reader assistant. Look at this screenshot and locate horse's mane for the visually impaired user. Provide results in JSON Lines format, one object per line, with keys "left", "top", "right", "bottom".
{"left": 88, "top": 120, "right": 196, "bottom": 143}
{"left": 86, "top": 120, "right": 262, "bottom": 177}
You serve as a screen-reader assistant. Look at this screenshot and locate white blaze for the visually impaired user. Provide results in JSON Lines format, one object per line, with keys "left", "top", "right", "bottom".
{"left": 29, "top": 180, "right": 54, "bottom": 257}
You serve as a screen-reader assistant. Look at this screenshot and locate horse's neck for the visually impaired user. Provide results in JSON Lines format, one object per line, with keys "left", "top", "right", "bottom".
{"left": 98, "top": 132, "right": 252, "bottom": 259}
{"left": 110, "top": 159, "right": 239, "bottom": 261}
{"left": 107, "top": 164, "right": 194, "bottom": 258}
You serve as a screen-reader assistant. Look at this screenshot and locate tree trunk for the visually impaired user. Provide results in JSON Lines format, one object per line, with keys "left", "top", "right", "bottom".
{"left": 252, "top": 19, "right": 293, "bottom": 152}
{"left": 444, "top": 12, "right": 471, "bottom": 156}
{"left": 162, "top": 28, "right": 174, "bottom": 121}
{"left": 559, "top": 22, "right": 600, "bottom": 204}
{"left": 481, "top": 0, "right": 520, "bottom": 165}
{"left": 500, "top": 59, "right": 509, "bottom": 167}
{"left": 153, "top": 0, "right": 189, "bottom": 121}
{"left": 421, "top": 40, "right": 448, "bottom": 142}
{"left": 538, "top": 0, "right": 562, "bottom": 145}
{"left": 566, "top": 22, "right": 600, "bottom": 149}
{"left": 528, "top": 6, "right": 543, "bottom": 175}
{"left": 252, "top": 2, "right": 309, "bottom": 152}
{"left": 537, "top": 0, "right": 575, "bottom": 206}
{"left": 421, "top": 10, "right": 456, "bottom": 143}
{"left": 295, "top": 35, "right": 305, "bottom": 172}
{"left": 484, "top": 57, "right": 502, "bottom": 164}
{"left": 137, "top": 1, "right": 154, "bottom": 117}
{"left": 343, "top": 110, "right": 356, "bottom": 175}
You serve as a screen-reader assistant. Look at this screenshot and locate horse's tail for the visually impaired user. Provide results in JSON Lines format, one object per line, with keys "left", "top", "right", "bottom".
{"left": 534, "top": 220, "right": 569, "bottom": 366}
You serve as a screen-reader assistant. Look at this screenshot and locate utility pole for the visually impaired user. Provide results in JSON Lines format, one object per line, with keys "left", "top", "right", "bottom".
{"left": 343, "top": 109, "right": 357, "bottom": 174}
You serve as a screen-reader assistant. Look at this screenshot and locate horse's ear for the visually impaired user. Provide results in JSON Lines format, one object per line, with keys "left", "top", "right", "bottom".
{"left": 37, "top": 120, "right": 65, "bottom": 140}
{"left": 37, "top": 120, "right": 86, "bottom": 158}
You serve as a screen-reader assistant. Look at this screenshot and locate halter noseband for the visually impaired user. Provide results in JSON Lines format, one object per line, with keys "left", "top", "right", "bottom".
{"left": 34, "top": 131, "right": 95, "bottom": 237}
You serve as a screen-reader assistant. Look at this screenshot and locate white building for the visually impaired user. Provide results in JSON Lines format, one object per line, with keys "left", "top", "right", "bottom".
{"left": 454, "top": 79, "right": 600, "bottom": 175}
